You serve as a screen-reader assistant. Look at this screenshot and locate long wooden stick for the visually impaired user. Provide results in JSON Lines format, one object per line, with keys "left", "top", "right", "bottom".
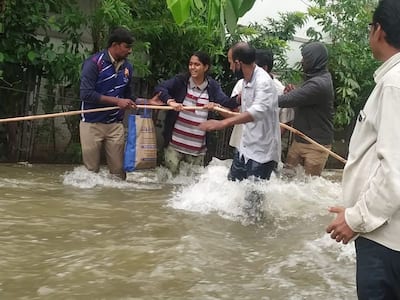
{"left": 214, "top": 106, "right": 347, "bottom": 164}
{"left": 0, "top": 104, "right": 347, "bottom": 164}
{"left": 279, "top": 123, "right": 347, "bottom": 164}
{"left": 0, "top": 105, "right": 205, "bottom": 123}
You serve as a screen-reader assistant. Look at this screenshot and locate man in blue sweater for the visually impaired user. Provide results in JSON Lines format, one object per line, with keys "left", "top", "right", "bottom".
{"left": 80, "top": 27, "right": 136, "bottom": 180}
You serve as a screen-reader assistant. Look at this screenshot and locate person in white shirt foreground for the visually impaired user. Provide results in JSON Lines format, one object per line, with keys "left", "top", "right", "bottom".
{"left": 326, "top": 0, "right": 400, "bottom": 298}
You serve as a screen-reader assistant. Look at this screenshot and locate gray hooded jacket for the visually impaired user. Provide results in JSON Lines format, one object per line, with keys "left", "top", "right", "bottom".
{"left": 278, "top": 42, "right": 334, "bottom": 145}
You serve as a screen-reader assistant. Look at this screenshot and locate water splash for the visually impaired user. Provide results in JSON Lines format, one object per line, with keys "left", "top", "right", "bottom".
{"left": 62, "top": 166, "right": 162, "bottom": 190}
{"left": 168, "top": 158, "right": 342, "bottom": 226}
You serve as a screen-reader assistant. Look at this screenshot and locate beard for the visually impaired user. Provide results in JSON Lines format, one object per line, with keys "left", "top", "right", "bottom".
{"left": 234, "top": 67, "right": 244, "bottom": 80}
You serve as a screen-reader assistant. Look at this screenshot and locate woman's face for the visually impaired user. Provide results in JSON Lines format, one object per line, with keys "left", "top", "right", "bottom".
{"left": 188, "top": 55, "right": 208, "bottom": 81}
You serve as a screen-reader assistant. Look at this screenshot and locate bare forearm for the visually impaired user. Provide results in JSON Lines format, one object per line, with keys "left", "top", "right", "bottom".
{"left": 199, "top": 112, "right": 253, "bottom": 132}
{"left": 225, "top": 112, "right": 253, "bottom": 127}
{"left": 99, "top": 95, "right": 136, "bottom": 109}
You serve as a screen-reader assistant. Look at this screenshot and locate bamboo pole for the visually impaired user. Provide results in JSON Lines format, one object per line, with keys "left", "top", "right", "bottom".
{"left": 213, "top": 106, "right": 347, "bottom": 164}
{"left": 0, "top": 105, "right": 205, "bottom": 123}
{"left": 279, "top": 123, "right": 347, "bottom": 164}
{"left": 0, "top": 104, "right": 347, "bottom": 164}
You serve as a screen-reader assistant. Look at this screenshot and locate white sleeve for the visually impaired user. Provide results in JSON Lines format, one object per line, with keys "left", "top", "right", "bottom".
{"left": 345, "top": 85, "right": 400, "bottom": 233}
{"left": 231, "top": 79, "right": 243, "bottom": 97}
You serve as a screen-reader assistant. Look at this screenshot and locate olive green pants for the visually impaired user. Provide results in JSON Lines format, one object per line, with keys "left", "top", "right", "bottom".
{"left": 164, "top": 145, "right": 204, "bottom": 175}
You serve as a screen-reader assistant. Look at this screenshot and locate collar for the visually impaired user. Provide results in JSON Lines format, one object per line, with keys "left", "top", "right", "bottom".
{"left": 108, "top": 51, "right": 116, "bottom": 63}
{"left": 374, "top": 51, "right": 400, "bottom": 83}
{"left": 108, "top": 51, "right": 124, "bottom": 71}
{"left": 244, "top": 65, "right": 259, "bottom": 88}
{"left": 189, "top": 77, "right": 208, "bottom": 91}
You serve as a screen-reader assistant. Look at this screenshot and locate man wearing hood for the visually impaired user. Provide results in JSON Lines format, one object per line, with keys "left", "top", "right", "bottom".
{"left": 278, "top": 41, "right": 334, "bottom": 176}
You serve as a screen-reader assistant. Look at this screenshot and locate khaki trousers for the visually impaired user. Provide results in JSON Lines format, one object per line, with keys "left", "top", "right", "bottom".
{"left": 286, "top": 140, "right": 331, "bottom": 176}
{"left": 80, "top": 121, "right": 126, "bottom": 179}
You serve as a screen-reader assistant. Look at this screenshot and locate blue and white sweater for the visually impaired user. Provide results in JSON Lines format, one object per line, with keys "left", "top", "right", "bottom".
{"left": 80, "top": 50, "right": 134, "bottom": 123}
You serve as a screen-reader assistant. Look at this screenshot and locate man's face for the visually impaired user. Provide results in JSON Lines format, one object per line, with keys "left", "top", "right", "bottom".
{"left": 114, "top": 42, "right": 132, "bottom": 60}
{"left": 368, "top": 22, "right": 380, "bottom": 60}
{"left": 228, "top": 49, "right": 236, "bottom": 73}
{"left": 228, "top": 49, "right": 244, "bottom": 80}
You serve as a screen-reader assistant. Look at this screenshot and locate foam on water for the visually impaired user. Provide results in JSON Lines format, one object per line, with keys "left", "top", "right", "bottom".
{"left": 62, "top": 166, "right": 163, "bottom": 190}
{"left": 166, "top": 158, "right": 357, "bottom": 297}
{"left": 265, "top": 233, "right": 356, "bottom": 298}
{"left": 168, "top": 158, "right": 343, "bottom": 225}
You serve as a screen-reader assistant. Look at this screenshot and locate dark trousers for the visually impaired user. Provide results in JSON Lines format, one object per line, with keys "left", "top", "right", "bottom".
{"left": 355, "top": 237, "right": 400, "bottom": 300}
{"left": 228, "top": 151, "right": 276, "bottom": 181}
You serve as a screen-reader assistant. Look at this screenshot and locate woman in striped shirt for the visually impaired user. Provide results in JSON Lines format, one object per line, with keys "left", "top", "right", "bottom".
{"left": 154, "top": 51, "right": 239, "bottom": 174}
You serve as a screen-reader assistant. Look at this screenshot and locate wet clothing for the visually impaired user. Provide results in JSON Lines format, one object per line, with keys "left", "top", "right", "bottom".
{"left": 155, "top": 74, "right": 239, "bottom": 149}
{"left": 343, "top": 52, "right": 400, "bottom": 251}
{"left": 79, "top": 50, "right": 134, "bottom": 179}
{"left": 80, "top": 50, "right": 134, "bottom": 123}
{"left": 286, "top": 140, "right": 331, "bottom": 176}
{"left": 79, "top": 121, "right": 125, "bottom": 177}
{"left": 228, "top": 150, "right": 276, "bottom": 181}
{"left": 278, "top": 42, "right": 334, "bottom": 145}
{"left": 164, "top": 145, "right": 204, "bottom": 175}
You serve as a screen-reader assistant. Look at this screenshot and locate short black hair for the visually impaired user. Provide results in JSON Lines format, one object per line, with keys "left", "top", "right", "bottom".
{"left": 255, "top": 49, "right": 274, "bottom": 72}
{"left": 373, "top": 0, "right": 400, "bottom": 49}
{"left": 107, "top": 27, "right": 134, "bottom": 48}
{"left": 231, "top": 42, "right": 256, "bottom": 65}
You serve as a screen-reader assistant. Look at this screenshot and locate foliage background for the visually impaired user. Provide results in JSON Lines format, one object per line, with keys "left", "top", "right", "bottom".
{"left": 0, "top": 0, "right": 379, "bottom": 163}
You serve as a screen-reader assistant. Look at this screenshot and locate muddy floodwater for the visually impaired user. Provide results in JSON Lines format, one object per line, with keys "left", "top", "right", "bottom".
{"left": 0, "top": 161, "right": 356, "bottom": 299}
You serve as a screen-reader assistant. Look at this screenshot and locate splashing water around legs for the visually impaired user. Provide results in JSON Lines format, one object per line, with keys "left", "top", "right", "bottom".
{"left": 243, "top": 189, "right": 265, "bottom": 223}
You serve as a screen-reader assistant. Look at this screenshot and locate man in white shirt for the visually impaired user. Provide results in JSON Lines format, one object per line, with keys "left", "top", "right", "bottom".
{"left": 199, "top": 42, "right": 281, "bottom": 181}
{"left": 229, "top": 49, "right": 292, "bottom": 149}
{"left": 326, "top": 0, "right": 400, "bottom": 297}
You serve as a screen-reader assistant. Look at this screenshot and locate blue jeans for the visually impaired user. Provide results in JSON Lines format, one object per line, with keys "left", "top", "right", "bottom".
{"left": 355, "top": 237, "right": 400, "bottom": 300}
{"left": 228, "top": 151, "right": 276, "bottom": 181}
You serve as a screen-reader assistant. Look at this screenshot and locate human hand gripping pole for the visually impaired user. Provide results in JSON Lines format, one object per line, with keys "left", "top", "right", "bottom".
{"left": 0, "top": 104, "right": 210, "bottom": 123}
{"left": 0, "top": 104, "right": 347, "bottom": 165}
{"left": 210, "top": 106, "right": 347, "bottom": 165}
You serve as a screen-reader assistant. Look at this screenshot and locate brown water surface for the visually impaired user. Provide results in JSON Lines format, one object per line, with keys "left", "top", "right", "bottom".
{"left": 0, "top": 163, "right": 354, "bottom": 299}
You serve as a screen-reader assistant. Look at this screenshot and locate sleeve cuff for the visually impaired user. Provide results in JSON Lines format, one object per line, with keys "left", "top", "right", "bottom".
{"left": 345, "top": 206, "right": 364, "bottom": 232}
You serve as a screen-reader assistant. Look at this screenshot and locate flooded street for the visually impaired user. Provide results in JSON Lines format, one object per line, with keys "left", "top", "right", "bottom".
{"left": 0, "top": 161, "right": 356, "bottom": 299}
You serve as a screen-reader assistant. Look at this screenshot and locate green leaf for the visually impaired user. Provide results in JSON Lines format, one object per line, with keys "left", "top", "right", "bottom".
{"left": 225, "top": 0, "right": 256, "bottom": 33}
{"left": 27, "top": 51, "right": 37, "bottom": 62}
{"left": 46, "top": 50, "right": 57, "bottom": 62}
{"left": 237, "top": 0, "right": 256, "bottom": 17}
{"left": 192, "top": 0, "right": 204, "bottom": 10}
{"left": 166, "top": 0, "right": 191, "bottom": 25}
{"left": 0, "top": 52, "right": 4, "bottom": 63}
{"left": 224, "top": 0, "right": 237, "bottom": 34}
